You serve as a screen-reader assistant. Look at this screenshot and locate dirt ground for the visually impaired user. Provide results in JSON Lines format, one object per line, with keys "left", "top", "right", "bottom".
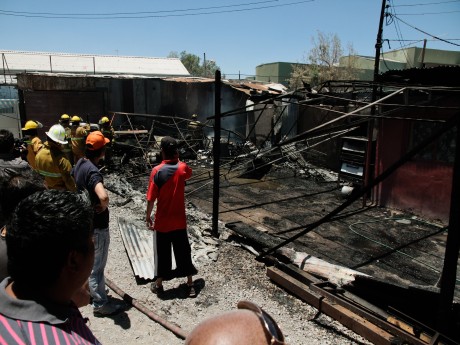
{"left": 79, "top": 171, "right": 373, "bottom": 345}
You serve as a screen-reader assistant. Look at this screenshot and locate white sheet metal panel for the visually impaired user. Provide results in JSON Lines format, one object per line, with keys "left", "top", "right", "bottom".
{"left": 118, "top": 217, "right": 155, "bottom": 280}
{"left": 0, "top": 99, "right": 21, "bottom": 138}
{"left": 1, "top": 50, "right": 190, "bottom": 77}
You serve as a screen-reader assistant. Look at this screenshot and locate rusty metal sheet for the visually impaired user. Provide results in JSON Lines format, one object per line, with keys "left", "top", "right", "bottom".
{"left": 117, "top": 217, "right": 155, "bottom": 280}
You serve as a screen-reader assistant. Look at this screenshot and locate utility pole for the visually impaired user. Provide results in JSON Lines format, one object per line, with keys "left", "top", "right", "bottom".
{"left": 373, "top": 0, "right": 386, "bottom": 85}
{"left": 204, "top": 53, "right": 206, "bottom": 78}
{"left": 364, "top": 0, "right": 387, "bottom": 205}
{"left": 420, "top": 38, "right": 427, "bottom": 68}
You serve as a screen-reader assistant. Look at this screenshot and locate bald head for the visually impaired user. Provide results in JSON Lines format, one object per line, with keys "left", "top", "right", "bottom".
{"left": 185, "top": 309, "right": 272, "bottom": 345}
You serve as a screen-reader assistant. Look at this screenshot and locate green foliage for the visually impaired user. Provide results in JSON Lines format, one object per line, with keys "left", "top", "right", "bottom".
{"left": 168, "top": 51, "right": 220, "bottom": 78}
{"left": 289, "top": 31, "right": 358, "bottom": 90}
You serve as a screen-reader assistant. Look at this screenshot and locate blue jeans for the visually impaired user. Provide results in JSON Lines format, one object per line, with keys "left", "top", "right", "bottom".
{"left": 89, "top": 227, "right": 110, "bottom": 308}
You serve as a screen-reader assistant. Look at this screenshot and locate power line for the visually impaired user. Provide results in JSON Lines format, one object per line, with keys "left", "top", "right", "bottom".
{"left": 397, "top": 10, "right": 460, "bottom": 14}
{"left": 390, "top": 13, "right": 460, "bottom": 47}
{"left": 387, "top": 1, "right": 413, "bottom": 67}
{"left": 0, "top": 0, "right": 315, "bottom": 20}
{"left": 387, "top": 38, "right": 460, "bottom": 41}
{"left": 0, "top": 0, "right": 278, "bottom": 16}
{"left": 392, "top": 0, "right": 460, "bottom": 6}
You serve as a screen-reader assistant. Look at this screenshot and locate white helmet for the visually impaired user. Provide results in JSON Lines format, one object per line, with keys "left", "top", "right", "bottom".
{"left": 46, "top": 124, "right": 67, "bottom": 145}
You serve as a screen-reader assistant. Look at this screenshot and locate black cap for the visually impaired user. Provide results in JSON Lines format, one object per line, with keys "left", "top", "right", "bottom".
{"left": 160, "top": 136, "right": 178, "bottom": 150}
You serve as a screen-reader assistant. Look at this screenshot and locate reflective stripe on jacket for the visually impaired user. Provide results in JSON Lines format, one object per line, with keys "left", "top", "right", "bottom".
{"left": 35, "top": 142, "right": 76, "bottom": 191}
{"left": 26, "top": 136, "right": 43, "bottom": 169}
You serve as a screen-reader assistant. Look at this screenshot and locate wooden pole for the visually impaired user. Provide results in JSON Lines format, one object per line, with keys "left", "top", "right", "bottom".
{"left": 364, "top": 0, "right": 387, "bottom": 206}
{"left": 436, "top": 120, "right": 460, "bottom": 332}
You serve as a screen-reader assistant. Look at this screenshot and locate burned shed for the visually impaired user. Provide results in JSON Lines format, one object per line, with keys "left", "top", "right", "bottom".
{"left": 374, "top": 66, "right": 460, "bottom": 223}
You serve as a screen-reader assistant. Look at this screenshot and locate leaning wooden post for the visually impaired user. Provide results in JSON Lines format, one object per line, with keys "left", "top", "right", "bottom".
{"left": 212, "top": 70, "right": 221, "bottom": 237}
{"left": 437, "top": 119, "right": 460, "bottom": 332}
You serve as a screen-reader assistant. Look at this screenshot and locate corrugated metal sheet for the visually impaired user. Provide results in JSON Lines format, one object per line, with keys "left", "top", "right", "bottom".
{"left": 0, "top": 99, "right": 17, "bottom": 110}
{"left": 117, "top": 217, "right": 155, "bottom": 280}
{"left": 0, "top": 50, "right": 190, "bottom": 77}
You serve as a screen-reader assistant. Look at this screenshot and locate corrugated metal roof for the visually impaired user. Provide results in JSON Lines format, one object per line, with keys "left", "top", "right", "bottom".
{"left": 379, "top": 65, "right": 460, "bottom": 87}
{"left": 0, "top": 99, "right": 17, "bottom": 110}
{"left": 117, "top": 217, "right": 156, "bottom": 280}
{"left": 226, "top": 81, "right": 287, "bottom": 96}
{"left": 0, "top": 50, "right": 190, "bottom": 77}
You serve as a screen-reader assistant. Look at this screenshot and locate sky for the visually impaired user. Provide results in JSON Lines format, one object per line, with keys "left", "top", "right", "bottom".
{"left": 0, "top": 0, "right": 459, "bottom": 78}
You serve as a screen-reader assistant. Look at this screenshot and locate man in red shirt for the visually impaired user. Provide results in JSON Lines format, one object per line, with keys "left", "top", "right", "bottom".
{"left": 146, "top": 136, "right": 197, "bottom": 297}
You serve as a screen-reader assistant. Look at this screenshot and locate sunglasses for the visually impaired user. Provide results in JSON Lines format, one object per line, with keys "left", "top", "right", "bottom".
{"left": 237, "top": 300, "right": 286, "bottom": 345}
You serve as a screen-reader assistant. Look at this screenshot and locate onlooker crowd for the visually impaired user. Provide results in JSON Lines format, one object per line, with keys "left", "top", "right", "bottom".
{"left": 0, "top": 116, "right": 286, "bottom": 344}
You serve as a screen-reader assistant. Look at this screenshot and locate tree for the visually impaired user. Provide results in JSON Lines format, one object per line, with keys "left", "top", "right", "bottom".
{"left": 168, "top": 51, "right": 220, "bottom": 78}
{"left": 289, "top": 31, "right": 358, "bottom": 90}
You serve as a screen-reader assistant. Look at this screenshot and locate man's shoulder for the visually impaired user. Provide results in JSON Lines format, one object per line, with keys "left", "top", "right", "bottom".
{"left": 0, "top": 157, "right": 31, "bottom": 171}
{"left": 74, "top": 159, "right": 98, "bottom": 173}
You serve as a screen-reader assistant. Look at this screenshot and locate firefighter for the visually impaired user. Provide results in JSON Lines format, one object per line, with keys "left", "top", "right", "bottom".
{"left": 35, "top": 124, "right": 76, "bottom": 191}
{"left": 59, "top": 114, "right": 73, "bottom": 165}
{"left": 187, "top": 114, "right": 205, "bottom": 150}
{"left": 70, "top": 116, "right": 88, "bottom": 164}
{"left": 21, "top": 120, "right": 44, "bottom": 170}
{"left": 98, "top": 116, "right": 115, "bottom": 166}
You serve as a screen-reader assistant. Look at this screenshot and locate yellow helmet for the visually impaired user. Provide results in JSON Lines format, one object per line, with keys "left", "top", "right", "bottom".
{"left": 191, "top": 114, "right": 198, "bottom": 119}
{"left": 99, "top": 116, "right": 110, "bottom": 125}
{"left": 22, "top": 120, "right": 43, "bottom": 131}
{"left": 71, "top": 115, "right": 81, "bottom": 122}
{"left": 60, "top": 114, "right": 70, "bottom": 120}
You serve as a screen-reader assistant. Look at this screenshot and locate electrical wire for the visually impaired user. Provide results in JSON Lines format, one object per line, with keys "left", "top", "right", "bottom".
{"left": 392, "top": 0, "right": 460, "bottom": 6}
{"left": 0, "top": 0, "right": 315, "bottom": 20}
{"left": 387, "top": 1, "right": 413, "bottom": 68}
{"left": 0, "top": 0, "right": 279, "bottom": 16}
{"left": 348, "top": 218, "right": 460, "bottom": 283}
{"left": 389, "top": 12, "right": 460, "bottom": 47}
{"left": 397, "top": 10, "right": 460, "bottom": 14}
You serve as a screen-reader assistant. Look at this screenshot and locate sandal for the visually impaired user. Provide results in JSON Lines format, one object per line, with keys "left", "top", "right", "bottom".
{"left": 150, "top": 283, "right": 164, "bottom": 295}
{"left": 187, "top": 284, "right": 197, "bottom": 298}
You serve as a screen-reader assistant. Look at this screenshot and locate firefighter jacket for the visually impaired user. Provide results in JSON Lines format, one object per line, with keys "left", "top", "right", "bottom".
{"left": 61, "top": 125, "right": 73, "bottom": 163}
{"left": 23, "top": 136, "right": 43, "bottom": 170}
{"left": 101, "top": 125, "right": 114, "bottom": 144}
{"left": 35, "top": 141, "right": 76, "bottom": 191}
{"left": 70, "top": 126, "right": 88, "bottom": 163}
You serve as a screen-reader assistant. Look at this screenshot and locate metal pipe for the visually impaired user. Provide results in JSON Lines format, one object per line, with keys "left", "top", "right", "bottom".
{"left": 105, "top": 277, "right": 188, "bottom": 340}
{"left": 280, "top": 87, "right": 406, "bottom": 146}
{"left": 212, "top": 70, "right": 221, "bottom": 237}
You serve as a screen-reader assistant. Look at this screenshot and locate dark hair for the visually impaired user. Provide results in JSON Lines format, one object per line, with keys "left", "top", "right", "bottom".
{"left": 23, "top": 129, "right": 38, "bottom": 136}
{"left": 162, "top": 147, "right": 178, "bottom": 159}
{"left": 160, "top": 136, "right": 178, "bottom": 159}
{"left": 85, "top": 146, "right": 104, "bottom": 159}
{"left": 6, "top": 190, "right": 94, "bottom": 286}
{"left": 0, "top": 168, "right": 45, "bottom": 224}
{"left": 0, "top": 130, "right": 14, "bottom": 154}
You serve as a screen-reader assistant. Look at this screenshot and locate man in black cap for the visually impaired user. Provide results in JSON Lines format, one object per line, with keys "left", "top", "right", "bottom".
{"left": 146, "top": 136, "right": 197, "bottom": 297}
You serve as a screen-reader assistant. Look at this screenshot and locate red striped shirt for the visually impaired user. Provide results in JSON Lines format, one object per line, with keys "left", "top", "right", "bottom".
{"left": 0, "top": 278, "right": 100, "bottom": 345}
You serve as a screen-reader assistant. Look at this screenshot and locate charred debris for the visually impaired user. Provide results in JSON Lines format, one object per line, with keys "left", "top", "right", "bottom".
{"left": 104, "top": 78, "right": 460, "bottom": 344}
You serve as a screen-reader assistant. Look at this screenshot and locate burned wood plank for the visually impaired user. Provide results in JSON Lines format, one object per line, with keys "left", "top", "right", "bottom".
{"left": 277, "top": 247, "right": 369, "bottom": 286}
{"left": 225, "top": 221, "right": 284, "bottom": 249}
{"left": 267, "top": 266, "right": 414, "bottom": 345}
{"left": 268, "top": 267, "right": 436, "bottom": 345}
